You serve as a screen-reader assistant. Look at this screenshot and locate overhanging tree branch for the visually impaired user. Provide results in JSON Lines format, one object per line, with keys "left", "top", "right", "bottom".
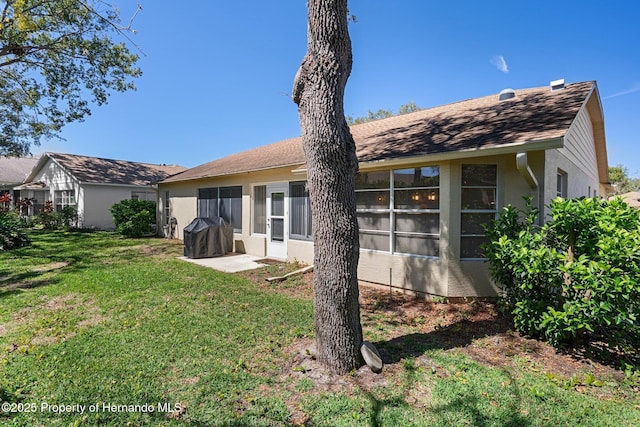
{"left": 0, "top": 0, "right": 142, "bottom": 156}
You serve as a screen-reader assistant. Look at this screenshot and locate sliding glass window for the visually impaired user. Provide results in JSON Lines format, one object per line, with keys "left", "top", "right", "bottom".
{"left": 460, "top": 164, "right": 497, "bottom": 259}
{"left": 355, "top": 166, "right": 440, "bottom": 257}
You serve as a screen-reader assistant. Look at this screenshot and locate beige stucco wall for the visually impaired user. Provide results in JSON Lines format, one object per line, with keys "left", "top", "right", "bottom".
{"left": 160, "top": 132, "right": 600, "bottom": 298}
{"left": 158, "top": 166, "right": 314, "bottom": 263}
{"left": 355, "top": 154, "right": 540, "bottom": 297}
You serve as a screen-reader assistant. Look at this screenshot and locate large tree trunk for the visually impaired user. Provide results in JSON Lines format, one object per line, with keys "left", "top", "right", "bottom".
{"left": 293, "top": 0, "right": 363, "bottom": 374}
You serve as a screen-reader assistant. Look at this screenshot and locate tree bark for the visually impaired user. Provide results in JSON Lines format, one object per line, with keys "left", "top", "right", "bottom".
{"left": 293, "top": 0, "right": 363, "bottom": 374}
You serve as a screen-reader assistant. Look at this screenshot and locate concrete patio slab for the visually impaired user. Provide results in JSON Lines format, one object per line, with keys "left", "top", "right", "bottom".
{"left": 179, "top": 253, "right": 267, "bottom": 273}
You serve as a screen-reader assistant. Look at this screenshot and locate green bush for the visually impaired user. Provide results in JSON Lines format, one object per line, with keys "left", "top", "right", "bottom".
{"left": 485, "top": 197, "right": 640, "bottom": 360}
{"left": 0, "top": 209, "right": 31, "bottom": 250}
{"left": 110, "top": 199, "right": 156, "bottom": 238}
{"left": 36, "top": 201, "right": 78, "bottom": 230}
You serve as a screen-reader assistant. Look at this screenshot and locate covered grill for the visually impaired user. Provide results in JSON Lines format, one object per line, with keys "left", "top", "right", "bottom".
{"left": 183, "top": 217, "right": 233, "bottom": 259}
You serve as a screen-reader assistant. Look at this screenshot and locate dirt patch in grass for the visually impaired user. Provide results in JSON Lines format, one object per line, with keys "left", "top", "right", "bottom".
{"left": 31, "top": 261, "right": 69, "bottom": 273}
{"left": 357, "top": 288, "right": 625, "bottom": 382}
{"left": 3, "top": 293, "right": 107, "bottom": 347}
{"left": 246, "top": 265, "right": 628, "bottom": 411}
{"left": 103, "top": 241, "right": 184, "bottom": 264}
{"left": 1, "top": 261, "right": 69, "bottom": 292}
{"left": 239, "top": 262, "right": 314, "bottom": 300}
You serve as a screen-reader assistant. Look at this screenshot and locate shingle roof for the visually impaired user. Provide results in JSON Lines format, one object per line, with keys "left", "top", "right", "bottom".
{"left": 43, "top": 153, "right": 186, "bottom": 186}
{"left": 162, "top": 81, "right": 596, "bottom": 183}
{"left": 617, "top": 191, "right": 640, "bottom": 208}
{"left": 161, "top": 137, "right": 304, "bottom": 183}
{"left": 0, "top": 157, "right": 39, "bottom": 184}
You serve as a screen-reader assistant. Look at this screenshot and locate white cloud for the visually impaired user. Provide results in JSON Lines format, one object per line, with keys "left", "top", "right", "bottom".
{"left": 603, "top": 82, "right": 640, "bottom": 99}
{"left": 490, "top": 55, "right": 509, "bottom": 73}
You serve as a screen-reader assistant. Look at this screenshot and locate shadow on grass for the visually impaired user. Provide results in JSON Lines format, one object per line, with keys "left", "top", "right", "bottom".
{"left": 0, "top": 230, "right": 179, "bottom": 299}
{"left": 360, "top": 389, "right": 530, "bottom": 427}
{"left": 356, "top": 317, "right": 532, "bottom": 426}
{"left": 373, "top": 318, "right": 510, "bottom": 364}
{"left": 351, "top": 316, "right": 532, "bottom": 426}
{"left": 0, "top": 277, "right": 60, "bottom": 299}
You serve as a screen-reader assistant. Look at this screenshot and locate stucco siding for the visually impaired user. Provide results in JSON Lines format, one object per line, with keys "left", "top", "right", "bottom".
{"left": 159, "top": 167, "right": 305, "bottom": 255}
{"left": 81, "top": 184, "right": 154, "bottom": 230}
{"left": 358, "top": 251, "right": 444, "bottom": 295}
{"left": 159, "top": 150, "right": 580, "bottom": 298}
{"left": 158, "top": 180, "right": 197, "bottom": 240}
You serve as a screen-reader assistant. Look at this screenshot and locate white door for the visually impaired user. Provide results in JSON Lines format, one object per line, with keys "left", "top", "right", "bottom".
{"left": 266, "top": 184, "right": 288, "bottom": 259}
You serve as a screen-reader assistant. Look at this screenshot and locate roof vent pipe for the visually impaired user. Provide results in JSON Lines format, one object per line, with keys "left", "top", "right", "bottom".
{"left": 550, "top": 79, "right": 565, "bottom": 91}
{"left": 498, "top": 88, "right": 516, "bottom": 101}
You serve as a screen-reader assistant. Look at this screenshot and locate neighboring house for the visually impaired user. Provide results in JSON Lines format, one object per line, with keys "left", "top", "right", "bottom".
{"left": 158, "top": 80, "right": 610, "bottom": 298}
{"left": 617, "top": 191, "right": 640, "bottom": 209}
{"left": 16, "top": 153, "right": 186, "bottom": 229}
{"left": 0, "top": 156, "right": 39, "bottom": 199}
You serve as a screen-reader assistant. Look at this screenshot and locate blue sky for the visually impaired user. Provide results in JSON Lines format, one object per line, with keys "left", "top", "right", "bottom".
{"left": 36, "top": 1, "right": 640, "bottom": 178}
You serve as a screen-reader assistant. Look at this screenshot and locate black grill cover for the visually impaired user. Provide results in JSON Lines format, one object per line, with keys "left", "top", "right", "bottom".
{"left": 183, "top": 217, "right": 233, "bottom": 259}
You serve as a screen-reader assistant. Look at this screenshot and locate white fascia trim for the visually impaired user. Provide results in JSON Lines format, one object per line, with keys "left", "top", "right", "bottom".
{"left": 358, "top": 138, "right": 564, "bottom": 170}
{"left": 81, "top": 182, "right": 158, "bottom": 189}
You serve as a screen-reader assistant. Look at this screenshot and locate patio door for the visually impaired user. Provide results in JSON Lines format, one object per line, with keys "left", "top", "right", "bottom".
{"left": 266, "top": 184, "right": 288, "bottom": 259}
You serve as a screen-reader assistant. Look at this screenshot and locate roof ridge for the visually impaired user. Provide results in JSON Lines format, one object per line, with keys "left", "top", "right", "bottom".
{"left": 46, "top": 152, "right": 182, "bottom": 168}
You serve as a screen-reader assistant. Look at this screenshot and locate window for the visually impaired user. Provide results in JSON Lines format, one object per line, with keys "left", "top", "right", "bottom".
{"left": 132, "top": 191, "right": 155, "bottom": 201}
{"left": 290, "top": 181, "right": 312, "bottom": 240}
{"left": 30, "top": 190, "right": 47, "bottom": 216}
{"left": 54, "top": 190, "right": 76, "bottom": 212}
{"left": 393, "top": 167, "right": 440, "bottom": 256}
{"left": 557, "top": 169, "right": 568, "bottom": 198}
{"left": 356, "top": 170, "right": 391, "bottom": 252}
{"left": 253, "top": 185, "right": 266, "bottom": 234}
{"left": 460, "top": 164, "right": 497, "bottom": 259}
{"left": 164, "top": 191, "right": 170, "bottom": 225}
{"left": 197, "top": 186, "right": 242, "bottom": 232}
{"left": 355, "top": 166, "right": 440, "bottom": 257}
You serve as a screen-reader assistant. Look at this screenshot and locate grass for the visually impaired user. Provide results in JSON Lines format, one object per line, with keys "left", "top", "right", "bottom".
{"left": 0, "top": 230, "right": 638, "bottom": 426}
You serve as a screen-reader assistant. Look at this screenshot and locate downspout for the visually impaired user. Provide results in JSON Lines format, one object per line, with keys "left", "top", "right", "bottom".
{"left": 516, "top": 152, "right": 541, "bottom": 224}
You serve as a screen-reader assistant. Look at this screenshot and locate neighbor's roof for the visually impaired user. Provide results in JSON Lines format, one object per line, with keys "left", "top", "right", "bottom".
{"left": 162, "top": 81, "right": 600, "bottom": 183}
{"left": 617, "top": 191, "right": 640, "bottom": 208}
{"left": 0, "top": 156, "right": 39, "bottom": 185}
{"left": 26, "top": 152, "right": 186, "bottom": 186}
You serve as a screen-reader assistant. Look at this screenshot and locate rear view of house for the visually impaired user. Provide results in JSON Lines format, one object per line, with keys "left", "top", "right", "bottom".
{"left": 16, "top": 153, "right": 186, "bottom": 230}
{"left": 159, "top": 80, "right": 610, "bottom": 298}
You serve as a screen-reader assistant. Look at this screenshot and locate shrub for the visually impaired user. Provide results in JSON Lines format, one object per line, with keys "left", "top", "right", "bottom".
{"left": 59, "top": 206, "right": 79, "bottom": 228}
{"left": 36, "top": 201, "right": 77, "bottom": 230}
{"left": 110, "top": 199, "right": 156, "bottom": 238}
{"left": 0, "top": 209, "right": 31, "bottom": 250}
{"left": 485, "top": 197, "right": 640, "bottom": 361}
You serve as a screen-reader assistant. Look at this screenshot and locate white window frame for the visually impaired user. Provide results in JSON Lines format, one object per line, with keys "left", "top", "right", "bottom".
{"left": 54, "top": 189, "right": 76, "bottom": 212}
{"left": 557, "top": 169, "right": 568, "bottom": 198}
{"left": 289, "top": 181, "right": 313, "bottom": 241}
{"left": 355, "top": 166, "right": 440, "bottom": 258}
{"left": 253, "top": 185, "right": 267, "bottom": 235}
{"left": 460, "top": 164, "right": 497, "bottom": 260}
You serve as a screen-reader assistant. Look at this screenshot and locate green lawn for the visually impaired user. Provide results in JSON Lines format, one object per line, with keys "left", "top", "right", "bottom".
{"left": 0, "top": 231, "right": 638, "bottom": 426}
